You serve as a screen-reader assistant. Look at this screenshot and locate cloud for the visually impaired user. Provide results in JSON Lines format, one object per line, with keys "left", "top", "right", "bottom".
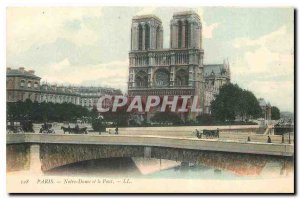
{"left": 7, "top": 7, "right": 103, "bottom": 53}
{"left": 231, "top": 25, "right": 294, "bottom": 111}
{"left": 136, "top": 7, "right": 157, "bottom": 15}
{"left": 41, "top": 58, "right": 129, "bottom": 92}
{"left": 233, "top": 26, "right": 293, "bottom": 51}
{"left": 196, "top": 8, "right": 219, "bottom": 39}
{"left": 203, "top": 23, "right": 220, "bottom": 39}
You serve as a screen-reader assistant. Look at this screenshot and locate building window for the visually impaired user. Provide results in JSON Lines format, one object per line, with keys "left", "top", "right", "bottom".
{"left": 34, "top": 82, "right": 38, "bottom": 88}
{"left": 135, "top": 71, "right": 148, "bottom": 88}
{"left": 145, "top": 24, "right": 150, "bottom": 50}
{"left": 178, "top": 21, "right": 182, "bottom": 48}
{"left": 175, "top": 69, "right": 189, "bottom": 86}
{"left": 156, "top": 26, "right": 160, "bottom": 48}
{"left": 185, "top": 20, "right": 191, "bottom": 48}
{"left": 155, "top": 69, "right": 169, "bottom": 87}
{"left": 27, "top": 81, "right": 32, "bottom": 88}
{"left": 20, "top": 80, "right": 25, "bottom": 87}
{"left": 138, "top": 24, "right": 143, "bottom": 50}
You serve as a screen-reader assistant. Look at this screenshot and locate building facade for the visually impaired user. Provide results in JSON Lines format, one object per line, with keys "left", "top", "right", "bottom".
{"left": 204, "top": 61, "right": 231, "bottom": 114}
{"left": 128, "top": 11, "right": 230, "bottom": 120}
{"left": 6, "top": 67, "right": 41, "bottom": 103}
{"left": 6, "top": 67, "right": 122, "bottom": 110}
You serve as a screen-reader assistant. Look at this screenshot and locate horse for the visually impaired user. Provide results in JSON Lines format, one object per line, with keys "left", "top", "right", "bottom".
{"left": 39, "top": 123, "right": 55, "bottom": 134}
{"left": 77, "top": 127, "right": 87, "bottom": 134}
{"left": 68, "top": 127, "right": 88, "bottom": 134}
{"left": 202, "top": 130, "right": 219, "bottom": 138}
{"left": 61, "top": 126, "right": 71, "bottom": 134}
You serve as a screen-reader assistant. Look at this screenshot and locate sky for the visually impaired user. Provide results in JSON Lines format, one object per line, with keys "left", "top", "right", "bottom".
{"left": 6, "top": 7, "right": 294, "bottom": 112}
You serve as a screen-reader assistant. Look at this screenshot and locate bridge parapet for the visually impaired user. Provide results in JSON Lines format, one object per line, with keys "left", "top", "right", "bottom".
{"left": 7, "top": 133, "right": 294, "bottom": 157}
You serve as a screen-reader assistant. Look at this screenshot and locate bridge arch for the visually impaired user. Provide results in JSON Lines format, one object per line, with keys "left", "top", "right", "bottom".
{"left": 37, "top": 144, "right": 289, "bottom": 176}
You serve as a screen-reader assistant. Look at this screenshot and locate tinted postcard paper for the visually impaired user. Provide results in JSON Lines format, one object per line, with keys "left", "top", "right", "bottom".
{"left": 6, "top": 7, "right": 294, "bottom": 193}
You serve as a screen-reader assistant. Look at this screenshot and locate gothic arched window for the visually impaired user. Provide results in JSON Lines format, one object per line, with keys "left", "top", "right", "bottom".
{"left": 185, "top": 20, "right": 191, "bottom": 48}
{"left": 175, "top": 69, "right": 189, "bottom": 86}
{"left": 135, "top": 71, "right": 148, "bottom": 88}
{"left": 178, "top": 21, "right": 182, "bottom": 48}
{"left": 138, "top": 24, "right": 143, "bottom": 50}
{"left": 145, "top": 24, "right": 150, "bottom": 50}
{"left": 156, "top": 26, "right": 160, "bottom": 49}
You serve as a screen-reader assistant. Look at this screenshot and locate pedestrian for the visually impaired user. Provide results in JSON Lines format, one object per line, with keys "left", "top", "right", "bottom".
{"left": 195, "top": 129, "right": 200, "bottom": 138}
{"left": 267, "top": 136, "right": 272, "bottom": 143}
{"left": 247, "top": 136, "right": 251, "bottom": 142}
{"left": 75, "top": 124, "right": 79, "bottom": 132}
{"left": 281, "top": 135, "right": 284, "bottom": 143}
{"left": 115, "top": 126, "right": 119, "bottom": 135}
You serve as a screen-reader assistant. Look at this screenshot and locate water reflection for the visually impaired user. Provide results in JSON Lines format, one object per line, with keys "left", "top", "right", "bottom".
{"left": 44, "top": 157, "right": 293, "bottom": 180}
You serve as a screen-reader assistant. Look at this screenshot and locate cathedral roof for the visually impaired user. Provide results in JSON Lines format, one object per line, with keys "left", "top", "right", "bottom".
{"left": 203, "top": 64, "right": 228, "bottom": 77}
{"left": 132, "top": 15, "right": 162, "bottom": 22}
{"left": 173, "top": 11, "right": 201, "bottom": 21}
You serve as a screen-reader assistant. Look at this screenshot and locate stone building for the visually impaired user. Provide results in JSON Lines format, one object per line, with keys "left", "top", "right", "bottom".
{"left": 72, "top": 86, "right": 122, "bottom": 109}
{"left": 6, "top": 67, "right": 122, "bottom": 110}
{"left": 128, "top": 11, "right": 230, "bottom": 120}
{"left": 6, "top": 67, "right": 41, "bottom": 102}
{"left": 204, "top": 60, "right": 231, "bottom": 114}
{"left": 40, "top": 83, "right": 79, "bottom": 105}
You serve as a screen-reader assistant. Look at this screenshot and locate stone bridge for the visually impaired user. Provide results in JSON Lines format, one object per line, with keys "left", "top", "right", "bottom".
{"left": 7, "top": 134, "right": 294, "bottom": 175}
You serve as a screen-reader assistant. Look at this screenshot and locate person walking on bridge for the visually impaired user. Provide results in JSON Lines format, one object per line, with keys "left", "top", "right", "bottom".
{"left": 267, "top": 136, "right": 272, "bottom": 143}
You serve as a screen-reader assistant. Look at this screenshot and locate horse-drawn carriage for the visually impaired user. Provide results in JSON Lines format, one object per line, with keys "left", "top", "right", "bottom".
{"left": 7, "top": 122, "right": 23, "bottom": 134}
{"left": 274, "top": 121, "right": 294, "bottom": 135}
{"left": 7, "top": 120, "right": 34, "bottom": 133}
{"left": 39, "top": 123, "right": 55, "bottom": 134}
{"left": 61, "top": 125, "right": 87, "bottom": 134}
{"left": 195, "top": 129, "right": 220, "bottom": 139}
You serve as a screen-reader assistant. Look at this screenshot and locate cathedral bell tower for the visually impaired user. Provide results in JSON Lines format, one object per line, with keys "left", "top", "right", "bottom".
{"left": 131, "top": 15, "right": 163, "bottom": 51}
{"left": 170, "top": 11, "right": 203, "bottom": 49}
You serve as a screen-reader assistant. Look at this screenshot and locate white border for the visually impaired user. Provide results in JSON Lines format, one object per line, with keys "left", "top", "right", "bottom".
{"left": 0, "top": 0, "right": 297, "bottom": 198}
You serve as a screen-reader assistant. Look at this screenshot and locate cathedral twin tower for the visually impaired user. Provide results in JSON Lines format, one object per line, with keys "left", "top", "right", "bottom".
{"left": 130, "top": 11, "right": 202, "bottom": 51}
{"left": 128, "top": 11, "right": 205, "bottom": 118}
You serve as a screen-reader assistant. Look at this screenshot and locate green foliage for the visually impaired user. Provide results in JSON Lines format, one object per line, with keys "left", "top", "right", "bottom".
{"left": 101, "top": 107, "right": 129, "bottom": 127}
{"left": 196, "top": 114, "right": 215, "bottom": 125}
{"left": 90, "top": 106, "right": 105, "bottom": 132}
{"left": 211, "top": 83, "right": 262, "bottom": 122}
{"left": 271, "top": 106, "right": 280, "bottom": 120}
{"left": 91, "top": 118, "right": 106, "bottom": 132}
{"left": 151, "top": 111, "right": 183, "bottom": 125}
{"left": 7, "top": 100, "right": 90, "bottom": 122}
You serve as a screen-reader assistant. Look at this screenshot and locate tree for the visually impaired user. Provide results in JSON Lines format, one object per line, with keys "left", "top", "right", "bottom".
{"left": 7, "top": 101, "right": 90, "bottom": 123}
{"left": 196, "top": 114, "right": 215, "bottom": 125}
{"left": 271, "top": 106, "right": 280, "bottom": 120}
{"left": 211, "top": 83, "right": 262, "bottom": 122}
{"left": 211, "top": 83, "right": 241, "bottom": 122}
{"left": 237, "top": 90, "right": 262, "bottom": 121}
{"left": 101, "top": 106, "right": 129, "bottom": 127}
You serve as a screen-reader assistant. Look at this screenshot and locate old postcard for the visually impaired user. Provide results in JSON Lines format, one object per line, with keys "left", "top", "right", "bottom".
{"left": 6, "top": 7, "right": 294, "bottom": 193}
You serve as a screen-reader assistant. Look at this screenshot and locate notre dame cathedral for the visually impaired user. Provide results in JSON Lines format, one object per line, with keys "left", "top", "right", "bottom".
{"left": 128, "top": 11, "right": 230, "bottom": 121}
